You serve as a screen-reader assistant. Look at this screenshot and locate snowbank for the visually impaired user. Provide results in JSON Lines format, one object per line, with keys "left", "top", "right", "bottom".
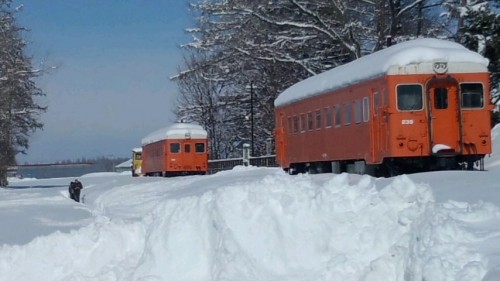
{"left": 2, "top": 166, "right": 500, "bottom": 281}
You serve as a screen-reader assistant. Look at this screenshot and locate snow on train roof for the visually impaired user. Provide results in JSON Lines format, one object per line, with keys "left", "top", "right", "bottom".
{"left": 275, "top": 38, "right": 489, "bottom": 107}
{"left": 141, "top": 123, "right": 207, "bottom": 145}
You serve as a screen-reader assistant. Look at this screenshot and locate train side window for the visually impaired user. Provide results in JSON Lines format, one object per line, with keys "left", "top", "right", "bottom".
{"left": 461, "top": 83, "right": 484, "bottom": 108}
{"left": 355, "top": 100, "right": 362, "bottom": 123}
{"left": 185, "top": 144, "right": 191, "bottom": 153}
{"left": 293, "top": 116, "right": 299, "bottom": 133}
{"left": 170, "top": 143, "right": 181, "bottom": 153}
{"left": 353, "top": 100, "right": 363, "bottom": 124}
{"left": 300, "top": 114, "right": 306, "bottom": 132}
{"left": 397, "top": 84, "right": 423, "bottom": 110}
{"left": 363, "top": 97, "right": 370, "bottom": 122}
{"left": 434, "top": 88, "right": 448, "bottom": 109}
{"left": 308, "top": 112, "right": 314, "bottom": 130}
{"left": 325, "top": 107, "right": 333, "bottom": 128}
{"left": 315, "top": 110, "right": 322, "bottom": 129}
{"left": 373, "top": 92, "right": 379, "bottom": 116}
{"left": 344, "top": 103, "right": 351, "bottom": 125}
{"left": 195, "top": 143, "right": 205, "bottom": 153}
{"left": 335, "top": 105, "right": 342, "bottom": 127}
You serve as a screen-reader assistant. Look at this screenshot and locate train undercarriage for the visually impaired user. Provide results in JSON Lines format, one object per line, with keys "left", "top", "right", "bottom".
{"left": 144, "top": 171, "right": 206, "bottom": 177}
{"left": 285, "top": 155, "right": 486, "bottom": 177}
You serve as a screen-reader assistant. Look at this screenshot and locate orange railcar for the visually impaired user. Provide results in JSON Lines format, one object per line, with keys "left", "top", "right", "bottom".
{"left": 274, "top": 38, "right": 494, "bottom": 176}
{"left": 141, "top": 123, "right": 209, "bottom": 176}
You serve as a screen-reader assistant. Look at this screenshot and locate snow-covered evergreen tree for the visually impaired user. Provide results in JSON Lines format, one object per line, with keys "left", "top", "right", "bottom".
{"left": 0, "top": 1, "right": 46, "bottom": 186}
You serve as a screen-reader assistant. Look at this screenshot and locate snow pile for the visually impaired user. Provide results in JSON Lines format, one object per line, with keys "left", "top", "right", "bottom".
{"left": 2, "top": 164, "right": 500, "bottom": 280}
{"left": 486, "top": 124, "right": 500, "bottom": 169}
{"left": 0, "top": 216, "right": 145, "bottom": 280}
{"left": 129, "top": 173, "right": 431, "bottom": 280}
{"left": 408, "top": 199, "right": 497, "bottom": 281}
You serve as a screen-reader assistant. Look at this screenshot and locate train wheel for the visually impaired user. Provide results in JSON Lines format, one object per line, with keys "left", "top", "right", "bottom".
{"left": 364, "top": 164, "right": 378, "bottom": 177}
{"left": 287, "top": 167, "right": 298, "bottom": 175}
{"left": 288, "top": 164, "right": 306, "bottom": 175}
{"left": 382, "top": 159, "right": 400, "bottom": 177}
{"left": 331, "top": 161, "right": 342, "bottom": 174}
{"left": 466, "top": 161, "right": 475, "bottom": 171}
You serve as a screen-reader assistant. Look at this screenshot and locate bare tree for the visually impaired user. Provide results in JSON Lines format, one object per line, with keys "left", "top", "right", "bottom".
{"left": 174, "top": 0, "right": 496, "bottom": 158}
{"left": 440, "top": 0, "right": 499, "bottom": 106}
{"left": 173, "top": 52, "right": 239, "bottom": 159}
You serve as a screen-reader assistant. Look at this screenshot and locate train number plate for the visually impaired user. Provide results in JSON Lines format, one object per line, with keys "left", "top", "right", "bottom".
{"left": 401, "top": 119, "right": 414, "bottom": 125}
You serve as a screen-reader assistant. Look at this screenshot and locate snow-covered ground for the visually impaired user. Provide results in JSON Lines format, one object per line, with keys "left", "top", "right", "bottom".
{"left": 1, "top": 126, "right": 500, "bottom": 281}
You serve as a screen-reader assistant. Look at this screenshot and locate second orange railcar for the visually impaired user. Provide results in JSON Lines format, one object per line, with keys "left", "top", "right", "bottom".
{"left": 274, "top": 38, "right": 494, "bottom": 176}
{"left": 141, "top": 123, "right": 209, "bottom": 176}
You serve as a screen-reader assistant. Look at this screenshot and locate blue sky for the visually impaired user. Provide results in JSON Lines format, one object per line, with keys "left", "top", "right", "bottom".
{"left": 13, "top": 0, "right": 193, "bottom": 163}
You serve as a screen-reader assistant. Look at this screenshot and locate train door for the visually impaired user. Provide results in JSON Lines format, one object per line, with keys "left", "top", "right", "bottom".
{"left": 370, "top": 88, "right": 388, "bottom": 164}
{"left": 370, "top": 90, "right": 380, "bottom": 163}
{"left": 275, "top": 113, "right": 287, "bottom": 167}
{"left": 426, "top": 78, "right": 461, "bottom": 154}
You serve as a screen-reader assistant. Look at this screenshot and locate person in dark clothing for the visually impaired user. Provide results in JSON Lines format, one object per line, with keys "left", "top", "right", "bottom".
{"left": 68, "top": 179, "right": 83, "bottom": 202}
{"left": 68, "top": 181, "right": 75, "bottom": 201}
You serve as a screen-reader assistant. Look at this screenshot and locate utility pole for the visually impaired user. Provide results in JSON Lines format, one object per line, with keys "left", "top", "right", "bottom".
{"left": 250, "top": 81, "right": 254, "bottom": 157}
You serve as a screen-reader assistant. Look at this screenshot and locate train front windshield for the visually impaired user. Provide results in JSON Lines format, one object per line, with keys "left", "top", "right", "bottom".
{"left": 397, "top": 84, "right": 423, "bottom": 111}
{"left": 461, "top": 83, "right": 484, "bottom": 108}
{"left": 195, "top": 143, "right": 205, "bottom": 152}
